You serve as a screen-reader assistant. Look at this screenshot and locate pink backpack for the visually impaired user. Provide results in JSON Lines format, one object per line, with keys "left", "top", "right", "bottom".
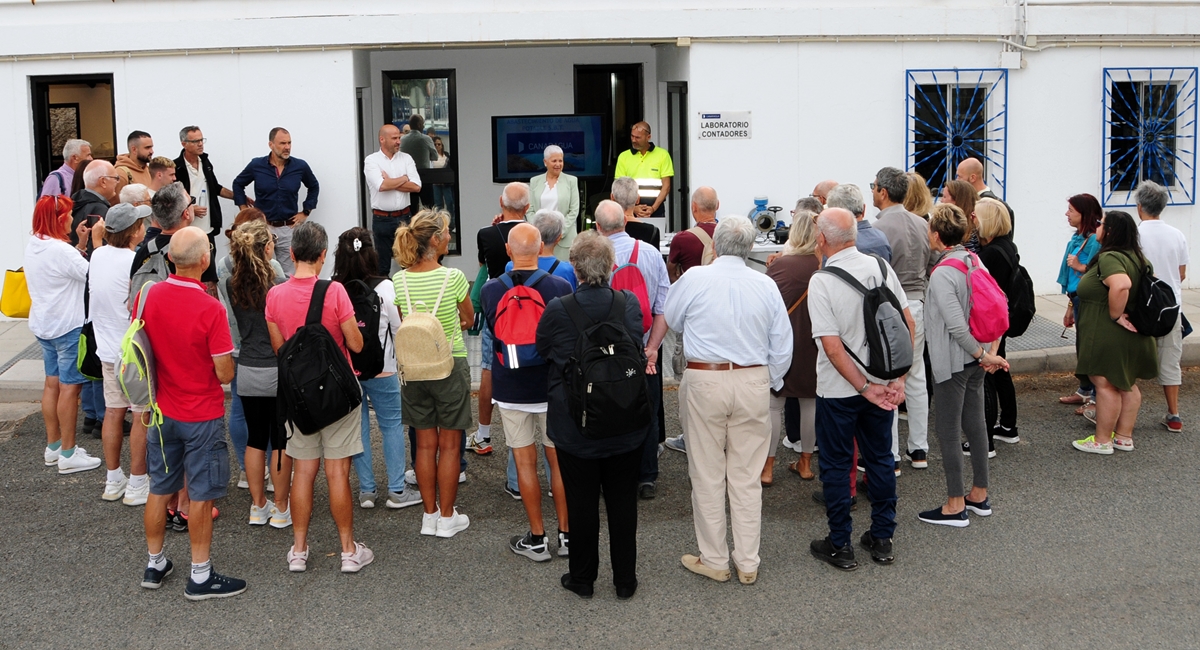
{"left": 933, "top": 251, "right": 1010, "bottom": 343}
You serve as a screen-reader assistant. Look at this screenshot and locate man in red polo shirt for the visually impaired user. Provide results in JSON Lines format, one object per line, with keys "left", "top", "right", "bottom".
{"left": 135, "top": 209, "right": 245, "bottom": 600}
{"left": 667, "top": 186, "right": 719, "bottom": 282}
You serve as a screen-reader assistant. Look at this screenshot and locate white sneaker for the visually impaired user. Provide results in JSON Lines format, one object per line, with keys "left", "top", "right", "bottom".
{"left": 58, "top": 447, "right": 102, "bottom": 474}
{"left": 435, "top": 508, "right": 470, "bottom": 538}
{"left": 340, "top": 541, "right": 375, "bottom": 573}
{"left": 266, "top": 474, "right": 274, "bottom": 493}
{"left": 405, "top": 469, "right": 417, "bottom": 486}
{"left": 459, "top": 471, "right": 467, "bottom": 484}
{"left": 287, "top": 545, "right": 308, "bottom": 572}
{"left": 385, "top": 489, "right": 422, "bottom": 509}
{"left": 102, "top": 474, "right": 129, "bottom": 501}
{"left": 420, "top": 509, "right": 440, "bottom": 536}
{"left": 248, "top": 502, "right": 271, "bottom": 526}
{"left": 43, "top": 446, "right": 60, "bottom": 466}
{"left": 269, "top": 504, "right": 293, "bottom": 529}
{"left": 236, "top": 470, "right": 249, "bottom": 489}
{"left": 781, "top": 437, "right": 801, "bottom": 452}
{"left": 123, "top": 480, "right": 150, "bottom": 506}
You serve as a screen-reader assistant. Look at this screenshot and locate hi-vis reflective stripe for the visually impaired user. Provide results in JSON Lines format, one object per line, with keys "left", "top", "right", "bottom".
{"left": 506, "top": 343, "right": 520, "bottom": 368}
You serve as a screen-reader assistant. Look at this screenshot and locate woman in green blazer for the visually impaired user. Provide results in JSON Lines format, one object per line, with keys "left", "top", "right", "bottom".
{"left": 526, "top": 145, "right": 580, "bottom": 260}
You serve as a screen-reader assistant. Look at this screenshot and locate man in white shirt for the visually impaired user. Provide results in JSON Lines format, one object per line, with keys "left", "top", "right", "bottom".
{"left": 807, "top": 208, "right": 912, "bottom": 571}
{"left": 1135, "top": 180, "right": 1190, "bottom": 432}
{"left": 364, "top": 124, "right": 421, "bottom": 276}
{"left": 666, "top": 216, "right": 792, "bottom": 585}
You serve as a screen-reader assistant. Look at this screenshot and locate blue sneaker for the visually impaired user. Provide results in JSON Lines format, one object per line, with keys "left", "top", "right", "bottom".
{"left": 964, "top": 496, "right": 992, "bottom": 516}
{"left": 141, "top": 559, "right": 173, "bottom": 589}
{"left": 918, "top": 507, "right": 970, "bottom": 528}
{"left": 183, "top": 569, "right": 247, "bottom": 601}
{"left": 664, "top": 436, "right": 686, "bottom": 454}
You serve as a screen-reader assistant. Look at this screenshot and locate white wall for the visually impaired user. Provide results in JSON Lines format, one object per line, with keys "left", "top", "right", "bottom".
{"left": 0, "top": 50, "right": 359, "bottom": 280}
{"left": 368, "top": 45, "right": 658, "bottom": 274}
{"left": 687, "top": 40, "right": 1200, "bottom": 294}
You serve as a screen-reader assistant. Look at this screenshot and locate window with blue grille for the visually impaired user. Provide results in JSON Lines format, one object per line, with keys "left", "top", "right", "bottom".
{"left": 1102, "top": 67, "right": 1197, "bottom": 207}
{"left": 906, "top": 69, "right": 1008, "bottom": 199}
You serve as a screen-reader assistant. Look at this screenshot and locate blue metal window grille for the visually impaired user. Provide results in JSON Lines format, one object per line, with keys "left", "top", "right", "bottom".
{"left": 906, "top": 69, "right": 1008, "bottom": 200}
{"left": 1102, "top": 67, "right": 1197, "bottom": 207}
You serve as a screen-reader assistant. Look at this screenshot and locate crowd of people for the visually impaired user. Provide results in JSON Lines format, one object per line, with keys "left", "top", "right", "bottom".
{"left": 22, "top": 120, "right": 1190, "bottom": 600}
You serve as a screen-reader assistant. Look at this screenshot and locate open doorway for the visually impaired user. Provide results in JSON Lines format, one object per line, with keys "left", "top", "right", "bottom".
{"left": 574, "top": 64, "right": 644, "bottom": 229}
{"left": 30, "top": 74, "right": 117, "bottom": 196}
{"left": 666, "top": 82, "right": 689, "bottom": 232}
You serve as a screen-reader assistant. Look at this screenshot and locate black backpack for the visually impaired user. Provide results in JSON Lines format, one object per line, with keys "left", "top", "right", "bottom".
{"left": 1121, "top": 252, "right": 1180, "bottom": 338}
{"left": 342, "top": 277, "right": 387, "bottom": 381}
{"left": 277, "top": 280, "right": 363, "bottom": 435}
{"left": 561, "top": 291, "right": 651, "bottom": 439}
{"left": 994, "top": 246, "right": 1037, "bottom": 337}
{"left": 817, "top": 255, "right": 913, "bottom": 380}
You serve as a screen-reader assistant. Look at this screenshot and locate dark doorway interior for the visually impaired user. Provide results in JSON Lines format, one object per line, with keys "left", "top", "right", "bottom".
{"left": 31, "top": 74, "right": 117, "bottom": 196}
{"left": 666, "top": 82, "right": 689, "bottom": 233}
{"left": 574, "top": 64, "right": 644, "bottom": 229}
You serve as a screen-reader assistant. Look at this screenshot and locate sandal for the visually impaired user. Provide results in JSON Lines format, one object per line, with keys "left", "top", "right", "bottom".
{"left": 1060, "top": 392, "right": 1089, "bottom": 405}
{"left": 1074, "top": 399, "right": 1096, "bottom": 416}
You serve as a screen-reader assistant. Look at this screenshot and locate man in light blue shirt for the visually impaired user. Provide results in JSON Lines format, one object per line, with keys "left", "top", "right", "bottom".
{"left": 595, "top": 200, "right": 669, "bottom": 499}
{"left": 826, "top": 183, "right": 892, "bottom": 263}
{"left": 666, "top": 215, "right": 792, "bottom": 585}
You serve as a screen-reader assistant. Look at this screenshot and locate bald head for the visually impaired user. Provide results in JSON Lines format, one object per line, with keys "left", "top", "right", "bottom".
{"left": 506, "top": 223, "right": 543, "bottom": 270}
{"left": 594, "top": 200, "right": 626, "bottom": 235}
{"left": 83, "top": 160, "right": 117, "bottom": 202}
{"left": 500, "top": 182, "right": 531, "bottom": 217}
{"left": 815, "top": 207, "right": 857, "bottom": 254}
{"left": 691, "top": 187, "right": 719, "bottom": 222}
{"left": 379, "top": 124, "right": 401, "bottom": 156}
{"left": 167, "top": 226, "right": 210, "bottom": 270}
{"left": 956, "top": 158, "right": 985, "bottom": 192}
{"left": 812, "top": 180, "right": 838, "bottom": 205}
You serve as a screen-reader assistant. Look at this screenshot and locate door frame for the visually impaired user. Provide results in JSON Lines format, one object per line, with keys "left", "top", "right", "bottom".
{"left": 29, "top": 73, "right": 116, "bottom": 196}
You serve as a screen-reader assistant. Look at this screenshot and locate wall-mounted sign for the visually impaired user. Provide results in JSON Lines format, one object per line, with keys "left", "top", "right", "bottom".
{"left": 698, "top": 111, "right": 751, "bottom": 139}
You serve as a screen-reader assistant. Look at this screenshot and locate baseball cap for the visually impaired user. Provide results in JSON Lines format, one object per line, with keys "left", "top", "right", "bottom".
{"left": 105, "top": 202, "right": 152, "bottom": 233}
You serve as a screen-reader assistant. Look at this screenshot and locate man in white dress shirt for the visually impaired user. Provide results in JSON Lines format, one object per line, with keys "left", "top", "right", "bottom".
{"left": 666, "top": 216, "right": 793, "bottom": 586}
{"left": 364, "top": 124, "right": 422, "bottom": 276}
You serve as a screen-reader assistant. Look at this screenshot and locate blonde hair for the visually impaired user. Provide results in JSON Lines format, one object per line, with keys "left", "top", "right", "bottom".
{"left": 929, "top": 203, "right": 968, "bottom": 248}
{"left": 974, "top": 198, "right": 1011, "bottom": 244}
{"left": 229, "top": 219, "right": 274, "bottom": 310}
{"left": 393, "top": 209, "right": 449, "bottom": 269}
{"left": 783, "top": 210, "right": 819, "bottom": 257}
{"left": 903, "top": 172, "right": 933, "bottom": 217}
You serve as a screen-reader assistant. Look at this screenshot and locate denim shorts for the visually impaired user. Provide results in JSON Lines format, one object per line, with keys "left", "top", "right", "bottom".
{"left": 479, "top": 323, "right": 494, "bottom": 371}
{"left": 36, "top": 326, "right": 85, "bottom": 385}
{"left": 147, "top": 416, "right": 229, "bottom": 502}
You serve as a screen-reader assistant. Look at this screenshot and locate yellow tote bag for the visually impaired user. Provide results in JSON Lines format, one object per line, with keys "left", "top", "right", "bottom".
{"left": 2, "top": 268, "right": 31, "bottom": 318}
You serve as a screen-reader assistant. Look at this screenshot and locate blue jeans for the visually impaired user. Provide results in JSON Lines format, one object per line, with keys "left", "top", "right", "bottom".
{"left": 372, "top": 214, "right": 410, "bottom": 277}
{"left": 228, "top": 371, "right": 248, "bottom": 471}
{"left": 433, "top": 184, "right": 455, "bottom": 216}
{"left": 506, "top": 445, "right": 551, "bottom": 493}
{"left": 354, "top": 375, "right": 407, "bottom": 494}
{"left": 81, "top": 379, "right": 105, "bottom": 419}
{"left": 815, "top": 395, "right": 897, "bottom": 547}
{"left": 37, "top": 326, "right": 86, "bottom": 385}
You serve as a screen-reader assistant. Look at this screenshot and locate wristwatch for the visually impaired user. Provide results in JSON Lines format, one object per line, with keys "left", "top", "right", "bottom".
{"left": 857, "top": 381, "right": 870, "bottom": 394}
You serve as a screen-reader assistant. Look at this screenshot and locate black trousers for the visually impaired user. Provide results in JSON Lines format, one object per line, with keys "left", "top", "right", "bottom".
{"left": 984, "top": 337, "right": 1017, "bottom": 430}
{"left": 556, "top": 446, "right": 640, "bottom": 590}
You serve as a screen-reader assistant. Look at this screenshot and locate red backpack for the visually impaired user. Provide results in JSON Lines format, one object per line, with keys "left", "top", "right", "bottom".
{"left": 611, "top": 242, "right": 652, "bottom": 333}
{"left": 492, "top": 269, "right": 550, "bottom": 369}
{"left": 934, "top": 251, "right": 1010, "bottom": 343}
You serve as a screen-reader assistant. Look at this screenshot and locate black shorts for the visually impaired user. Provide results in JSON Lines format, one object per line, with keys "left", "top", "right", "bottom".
{"left": 240, "top": 395, "right": 286, "bottom": 452}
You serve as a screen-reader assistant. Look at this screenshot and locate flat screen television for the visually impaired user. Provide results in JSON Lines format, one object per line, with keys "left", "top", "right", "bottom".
{"left": 491, "top": 114, "right": 605, "bottom": 183}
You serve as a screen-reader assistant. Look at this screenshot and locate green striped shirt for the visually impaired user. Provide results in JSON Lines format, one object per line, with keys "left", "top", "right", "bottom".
{"left": 393, "top": 267, "right": 470, "bottom": 357}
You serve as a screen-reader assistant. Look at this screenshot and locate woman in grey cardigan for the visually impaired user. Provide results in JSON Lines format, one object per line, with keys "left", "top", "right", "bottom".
{"left": 920, "top": 203, "right": 1009, "bottom": 528}
{"left": 526, "top": 145, "right": 580, "bottom": 261}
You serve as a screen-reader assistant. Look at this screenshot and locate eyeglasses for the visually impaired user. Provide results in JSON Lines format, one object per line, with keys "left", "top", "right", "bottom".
{"left": 102, "top": 175, "right": 121, "bottom": 182}
{"left": 869, "top": 182, "right": 877, "bottom": 190}
{"left": 185, "top": 138, "right": 207, "bottom": 144}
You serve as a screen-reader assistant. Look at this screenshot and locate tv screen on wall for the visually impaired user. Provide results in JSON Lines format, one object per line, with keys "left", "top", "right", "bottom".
{"left": 491, "top": 114, "right": 605, "bottom": 183}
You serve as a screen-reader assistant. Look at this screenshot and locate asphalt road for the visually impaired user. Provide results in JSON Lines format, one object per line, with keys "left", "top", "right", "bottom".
{"left": 2, "top": 370, "right": 1199, "bottom": 649}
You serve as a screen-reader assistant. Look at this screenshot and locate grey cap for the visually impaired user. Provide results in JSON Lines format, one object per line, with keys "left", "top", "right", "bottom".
{"left": 105, "top": 203, "right": 151, "bottom": 233}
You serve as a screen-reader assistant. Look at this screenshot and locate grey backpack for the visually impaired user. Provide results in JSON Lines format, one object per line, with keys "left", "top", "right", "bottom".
{"left": 129, "top": 239, "right": 170, "bottom": 307}
{"left": 817, "top": 255, "right": 913, "bottom": 381}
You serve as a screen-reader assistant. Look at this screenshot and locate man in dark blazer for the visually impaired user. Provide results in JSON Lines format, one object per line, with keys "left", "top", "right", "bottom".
{"left": 175, "top": 126, "right": 236, "bottom": 287}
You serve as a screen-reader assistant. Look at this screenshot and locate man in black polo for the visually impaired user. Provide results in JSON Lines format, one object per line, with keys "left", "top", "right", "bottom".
{"left": 364, "top": 124, "right": 421, "bottom": 275}
{"left": 231, "top": 127, "right": 319, "bottom": 275}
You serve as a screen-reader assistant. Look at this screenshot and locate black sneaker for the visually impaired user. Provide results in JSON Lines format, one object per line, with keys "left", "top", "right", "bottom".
{"left": 992, "top": 426, "right": 1019, "bottom": 444}
{"left": 184, "top": 569, "right": 247, "bottom": 601}
{"left": 810, "top": 537, "right": 858, "bottom": 571}
{"left": 169, "top": 511, "right": 188, "bottom": 532}
{"left": 961, "top": 440, "right": 996, "bottom": 459}
{"left": 964, "top": 496, "right": 992, "bottom": 516}
{"left": 905, "top": 449, "right": 928, "bottom": 469}
{"left": 141, "top": 559, "right": 173, "bottom": 589}
{"left": 859, "top": 532, "right": 894, "bottom": 565}
{"left": 509, "top": 531, "right": 551, "bottom": 562}
{"left": 560, "top": 572, "right": 594, "bottom": 599}
{"left": 918, "top": 506, "right": 970, "bottom": 528}
{"left": 638, "top": 483, "right": 656, "bottom": 500}
{"left": 502, "top": 483, "right": 522, "bottom": 501}
{"left": 811, "top": 488, "right": 857, "bottom": 510}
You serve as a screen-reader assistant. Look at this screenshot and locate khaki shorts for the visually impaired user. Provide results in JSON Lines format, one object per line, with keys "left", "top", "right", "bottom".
{"left": 497, "top": 407, "right": 552, "bottom": 449}
{"left": 401, "top": 357, "right": 473, "bottom": 431}
{"left": 1156, "top": 313, "right": 1184, "bottom": 386}
{"left": 101, "top": 362, "right": 147, "bottom": 413}
{"left": 286, "top": 404, "right": 365, "bottom": 460}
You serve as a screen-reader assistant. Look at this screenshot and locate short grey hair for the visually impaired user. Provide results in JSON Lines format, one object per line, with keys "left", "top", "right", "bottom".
{"left": 874, "top": 166, "right": 909, "bottom": 204}
{"left": 291, "top": 221, "right": 328, "bottom": 263}
{"left": 691, "top": 187, "right": 719, "bottom": 213}
{"left": 825, "top": 184, "right": 865, "bottom": 217}
{"left": 794, "top": 196, "right": 823, "bottom": 216}
{"left": 593, "top": 200, "right": 626, "bottom": 234}
{"left": 1135, "top": 180, "right": 1169, "bottom": 217}
{"left": 611, "top": 177, "right": 640, "bottom": 210}
{"left": 62, "top": 139, "right": 90, "bottom": 160}
{"left": 502, "top": 182, "right": 531, "bottom": 211}
{"left": 168, "top": 227, "right": 208, "bottom": 267}
{"left": 532, "top": 209, "right": 565, "bottom": 246}
{"left": 713, "top": 215, "right": 756, "bottom": 259}
{"left": 151, "top": 182, "right": 189, "bottom": 230}
{"left": 179, "top": 125, "right": 201, "bottom": 143}
{"left": 119, "top": 184, "right": 150, "bottom": 204}
{"left": 82, "top": 160, "right": 110, "bottom": 189}
{"left": 817, "top": 210, "right": 858, "bottom": 247}
{"left": 569, "top": 230, "right": 615, "bottom": 286}
{"left": 543, "top": 145, "right": 563, "bottom": 160}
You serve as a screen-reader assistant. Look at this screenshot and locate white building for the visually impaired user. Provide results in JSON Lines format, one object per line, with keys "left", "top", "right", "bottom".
{"left": 2, "top": 0, "right": 1198, "bottom": 295}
